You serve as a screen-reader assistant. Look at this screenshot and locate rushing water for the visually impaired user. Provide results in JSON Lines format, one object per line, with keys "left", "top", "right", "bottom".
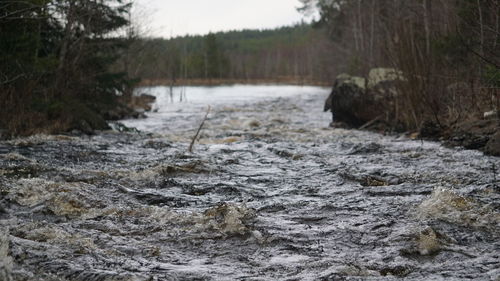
{"left": 122, "top": 85, "right": 328, "bottom": 133}
{"left": 0, "top": 85, "right": 499, "bottom": 281}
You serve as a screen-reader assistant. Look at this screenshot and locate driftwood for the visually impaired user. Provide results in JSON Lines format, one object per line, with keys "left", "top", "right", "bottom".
{"left": 188, "top": 106, "right": 211, "bottom": 153}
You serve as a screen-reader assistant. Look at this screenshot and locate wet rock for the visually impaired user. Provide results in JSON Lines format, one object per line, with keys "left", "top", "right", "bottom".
{"left": 484, "top": 131, "right": 500, "bottom": 156}
{"left": 159, "top": 161, "right": 211, "bottom": 175}
{"left": 419, "top": 120, "right": 442, "bottom": 139}
{"left": 328, "top": 121, "right": 349, "bottom": 128}
{"left": 130, "top": 94, "right": 156, "bottom": 112}
{"left": 74, "top": 120, "right": 94, "bottom": 135}
{"left": 444, "top": 118, "right": 498, "bottom": 153}
{"left": 102, "top": 101, "right": 146, "bottom": 121}
{"left": 203, "top": 203, "right": 256, "bottom": 237}
{"left": 324, "top": 69, "right": 403, "bottom": 128}
{"left": 108, "top": 122, "right": 140, "bottom": 133}
{"left": 342, "top": 172, "right": 403, "bottom": 187}
{"left": 134, "top": 191, "right": 193, "bottom": 207}
{"left": 379, "top": 265, "right": 412, "bottom": 277}
{"left": 399, "top": 226, "right": 455, "bottom": 263}
{"left": 360, "top": 176, "right": 389, "bottom": 187}
{"left": 142, "top": 139, "right": 171, "bottom": 149}
{"left": 347, "top": 142, "right": 382, "bottom": 154}
{"left": 268, "top": 147, "right": 302, "bottom": 160}
{"left": 243, "top": 119, "right": 261, "bottom": 128}
{"left": 324, "top": 74, "right": 370, "bottom": 127}
{"left": 417, "top": 227, "right": 447, "bottom": 256}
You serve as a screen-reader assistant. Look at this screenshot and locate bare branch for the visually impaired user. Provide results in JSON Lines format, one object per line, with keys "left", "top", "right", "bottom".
{"left": 188, "top": 106, "right": 211, "bottom": 153}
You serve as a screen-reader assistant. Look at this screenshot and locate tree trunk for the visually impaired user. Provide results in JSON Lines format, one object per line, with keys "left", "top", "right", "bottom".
{"left": 369, "top": 0, "right": 375, "bottom": 66}
{"left": 423, "top": 0, "right": 431, "bottom": 56}
{"left": 56, "top": 1, "right": 75, "bottom": 92}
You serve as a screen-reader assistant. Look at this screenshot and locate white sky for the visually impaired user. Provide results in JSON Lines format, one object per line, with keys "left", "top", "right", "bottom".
{"left": 133, "top": 0, "right": 310, "bottom": 38}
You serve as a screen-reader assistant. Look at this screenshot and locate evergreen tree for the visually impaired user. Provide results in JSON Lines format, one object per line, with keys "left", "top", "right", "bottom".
{"left": 0, "top": 0, "right": 134, "bottom": 135}
{"left": 204, "top": 33, "right": 229, "bottom": 79}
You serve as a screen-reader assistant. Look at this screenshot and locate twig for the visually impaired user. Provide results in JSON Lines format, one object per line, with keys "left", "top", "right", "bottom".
{"left": 358, "top": 115, "right": 383, "bottom": 130}
{"left": 492, "top": 162, "right": 498, "bottom": 190}
{"left": 0, "top": 74, "right": 25, "bottom": 85}
{"left": 188, "top": 106, "right": 211, "bottom": 153}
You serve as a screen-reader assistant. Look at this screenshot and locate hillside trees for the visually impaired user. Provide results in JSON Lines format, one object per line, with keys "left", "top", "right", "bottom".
{"left": 0, "top": 0, "right": 133, "bottom": 136}
{"left": 120, "top": 24, "right": 337, "bottom": 84}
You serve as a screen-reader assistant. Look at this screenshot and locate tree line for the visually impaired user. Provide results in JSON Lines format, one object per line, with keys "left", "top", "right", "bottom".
{"left": 117, "top": 23, "right": 338, "bottom": 84}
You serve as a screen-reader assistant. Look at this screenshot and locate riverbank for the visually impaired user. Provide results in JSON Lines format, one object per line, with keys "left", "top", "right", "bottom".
{"left": 322, "top": 71, "right": 499, "bottom": 157}
{"left": 349, "top": 116, "right": 500, "bottom": 157}
{"left": 0, "top": 93, "right": 157, "bottom": 139}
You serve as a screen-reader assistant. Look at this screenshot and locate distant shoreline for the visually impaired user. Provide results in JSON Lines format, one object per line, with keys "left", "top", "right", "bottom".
{"left": 137, "top": 78, "right": 331, "bottom": 87}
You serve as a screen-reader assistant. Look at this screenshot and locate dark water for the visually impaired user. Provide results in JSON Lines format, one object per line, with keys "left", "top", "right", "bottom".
{"left": 0, "top": 85, "right": 499, "bottom": 280}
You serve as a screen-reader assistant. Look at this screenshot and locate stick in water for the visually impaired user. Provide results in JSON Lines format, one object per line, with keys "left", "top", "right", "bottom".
{"left": 188, "top": 106, "right": 211, "bottom": 153}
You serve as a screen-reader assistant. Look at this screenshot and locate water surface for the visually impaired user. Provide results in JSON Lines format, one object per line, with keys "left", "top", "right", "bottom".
{"left": 123, "top": 85, "right": 329, "bottom": 133}
{"left": 1, "top": 85, "right": 499, "bottom": 280}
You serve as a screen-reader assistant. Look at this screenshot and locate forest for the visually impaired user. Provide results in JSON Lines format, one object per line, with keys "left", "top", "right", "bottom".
{"left": 118, "top": 23, "right": 337, "bottom": 85}
{"left": 0, "top": 0, "right": 499, "bottom": 138}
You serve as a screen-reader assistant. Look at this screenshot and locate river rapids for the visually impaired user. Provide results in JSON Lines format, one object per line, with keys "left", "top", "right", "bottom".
{"left": 0, "top": 85, "right": 499, "bottom": 280}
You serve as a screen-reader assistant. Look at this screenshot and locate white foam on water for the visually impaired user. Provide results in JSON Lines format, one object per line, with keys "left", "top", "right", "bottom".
{"left": 417, "top": 187, "right": 500, "bottom": 230}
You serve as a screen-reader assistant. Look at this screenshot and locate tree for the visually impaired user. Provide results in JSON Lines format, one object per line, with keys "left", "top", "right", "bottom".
{"left": 0, "top": 0, "right": 134, "bottom": 135}
{"left": 203, "top": 33, "right": 229, "bottom": 79}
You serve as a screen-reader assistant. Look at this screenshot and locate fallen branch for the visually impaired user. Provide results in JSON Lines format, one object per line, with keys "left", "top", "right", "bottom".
{"left": 188, "top": 106, "right": 211, "bottom": 153}
{"left": 358, "top": 115, "right": 383, "bottom": 130}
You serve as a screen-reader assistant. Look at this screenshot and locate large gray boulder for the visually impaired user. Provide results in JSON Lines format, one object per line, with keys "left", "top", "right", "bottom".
{"left": 324, "top": 74, "right": 368, "bottom": 127}
{"left": 324, "top": 68, "right": 403, "bottom": 128}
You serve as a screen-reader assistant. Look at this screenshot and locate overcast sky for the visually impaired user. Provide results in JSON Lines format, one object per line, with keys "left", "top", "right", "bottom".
{"left": 133, "top": 0, "right": 311, "bottom": 38}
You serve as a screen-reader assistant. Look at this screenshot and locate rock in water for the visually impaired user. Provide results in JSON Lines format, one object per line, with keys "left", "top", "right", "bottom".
{"left": 484, "top": 131, "right": 500, "bottom": 156}
{"left": 131, "top": 94, "right": 156, "bottom": 112}
{"left": 324, "top": 74, "right": 368, "bottom": 127}
{"left": 324, "top": 69, "right": 403, "bottom": 128}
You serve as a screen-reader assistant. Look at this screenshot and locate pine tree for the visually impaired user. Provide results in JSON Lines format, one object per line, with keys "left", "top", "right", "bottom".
{"left": 204, "top": 33, "right": 229, "bottom": 79}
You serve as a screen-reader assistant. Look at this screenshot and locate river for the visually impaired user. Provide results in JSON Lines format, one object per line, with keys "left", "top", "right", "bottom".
{"left": 0, "top": 85, "right": 499, "bottom": 280}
